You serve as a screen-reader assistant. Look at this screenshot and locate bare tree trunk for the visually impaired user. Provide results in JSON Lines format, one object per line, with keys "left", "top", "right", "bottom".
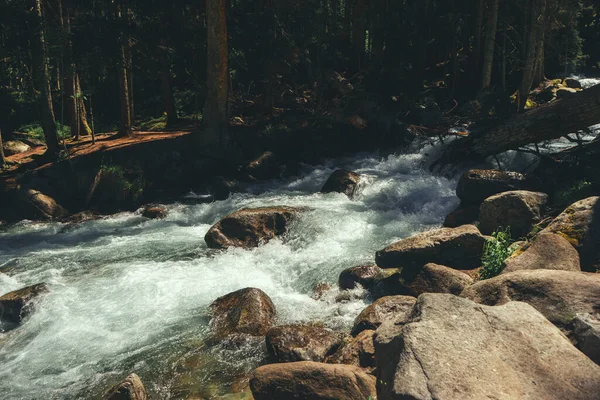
{"left": 75, "top": 74, "right": 91, "bottom": 135}
{"left": 480, "top": 0, "right": 499, "bottom": 89}
{"left": 126, "top": 41, "right": 134, "bottom": 124}
{"left": 436, "top": 84, "right": 600, "bottom": 164}
{"left": 518, "top": 0, "right": 546, "bottom": 112}
{"left": 32, "top": 0, "right": 60, "bottom": 156}
{"left": 474, "top": 0, "right": 484, "bottom": 70}
{"left": 159, "top": 40, "right": 178, "bottom": 127}
{"left": 203, "top": 0, "right": 229, "bottom": 146}
{"left": 351, "top": 0, "right": 367, "bottom": 71}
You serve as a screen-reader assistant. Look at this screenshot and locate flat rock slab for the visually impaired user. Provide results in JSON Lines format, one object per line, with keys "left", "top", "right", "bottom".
{"left": 375, "top": 225, "right": 487, "bottom": 270}
{"left": 250, "top": 361, "right": 377, "bottom": 400}
{"left": 375, "top": 293, "right": 600, "bottom": 400}
{"left": 502, "top": 232, "right": 580, "bottom": 274}
{"left": 205, "top": 206, "right": 302, "bottom": 249}
{"left": 265, "top": 324, "right": 345, "bottom": 363}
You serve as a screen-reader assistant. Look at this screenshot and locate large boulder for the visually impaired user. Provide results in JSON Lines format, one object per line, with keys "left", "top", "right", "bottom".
{"left": 205, "top": 206, "right": 302, "bottom": 249}
{"left": 325, "top": 330, "right": 376, "bottom": 371}
{"left": 103, "top": 373, "right": 147, "bottom": 400}
{"left": 542, "top": 196, "right": 600, "bottom": 272}
{"left": 456, "top": 169, "right": 537, "bottom": 205}
{"left": 461, "top": 270, "right": 600, "bottom": 334}
{"left": 375, "top": 293, "right": 600, "bottom": 400}
{"left": 479, "top": 190, "right": 548, "bottom": 238}
{"left": 3, "top": 140, "right": 30, "bottom": 156}
{"left": 320, "top": 170, "right": 361, "bottom": 198}
{"left": 338, "top": 264, "right": 382, "bottom": 290}
{"left": 502, "top": 232, "right": 580, "bottom": 274}
{"left": 209, "top": 288, "right": 277, "bottom": 338}
{"left": 351, "top": 295, "right": 416, "bottom": 336}
{"left": 573, "top": 314, "right": 600, "bottom": 365}
{"left": 0, "top": 283, "right": 48, "bottom": 325}
{"left": 249, "top": 361, "right": 377, "bottom": 400}
{"left": 375, "top": 225, "right": 487, "bottom": 271}
{"left": 372, "top": 262, "right": 473, "bottom": 299}
{"left": 18, "top": 188, "right": 67, "bottom": 220}
{"left": 265, "top": 324, "right": 345, "bottom": 363}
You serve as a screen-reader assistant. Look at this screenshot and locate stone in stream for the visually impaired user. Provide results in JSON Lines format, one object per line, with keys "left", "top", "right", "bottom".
{"left": 456, "top": 169, "right": 537, "bottom": 205}
{"left": 375, "top": 293, "right": 600, "bottom": 400}
{"left": 265, "top": 324, "right": 346, "bottom": 363}
{"left": 502, "top": 232, "right": 581, "bottom": 274}
{"left": 204, "top": 206, "right": 302, "bottom": 249}
{"left": 209, "top": 287, "right": 277, "bottom": 339}
{"left": 375, "top": 224, "right": 487, "bottom": 271}
{"left": 338, "top": 264, "right": 382, "bottom": 290}
{"left": 249, "top": 361, "right": 377, "bottom": 400}
{"left": 324, "top": 329, "right": 376, "bottom": 372}
{"left": 140, "top": 204, "right": 168, "bottom": 219}
{"left": 103, "top": 373, "right": 147, "bottom": 400}
{"left": 0, "top": 283, "right": 48, "bottom": 325}
{"left": 351, "top": 295, "right": 416, "bottom": 336}
{"left": 479, "top": 190, "right": 548, "bottom": 238}
{"left": 320, "top": 169, "right": 361, "bottom": 198}
{"left": 541, "top": 196, "right": 600, "bottom": 272}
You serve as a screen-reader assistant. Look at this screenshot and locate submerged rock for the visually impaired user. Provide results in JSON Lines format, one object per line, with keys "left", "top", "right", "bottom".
{"left": 320, "top": 169, "right": 361, "bottom": 198}
{"left": 265, "top": 324, "right": 345, "bottom": 363}
{"left": 338, "top": 264, "right": 382, "bottom": 290}
{"left": 103, "top": 373, "right": 147, "bottom": 400}
{"left": 542, "top": 196, "right": 600, "bottom": 272}
{"left": 375, "top": 225, "right": 486, "bottom": 270}
{"left": 375, "top": 294, "right": 600, "bottom": 400}
{"left": 351, "top": 295, "right": 416, "bottom": 336}
{"left": 479, "top": 190, "right": 548, "bottom": 238}
{"left": 209, "top": 287, "right": 277, "bottom": 338}
{"left": 250, "top": 361, "right": 376, "bottom": 400}
{"left": 325, "top": 330, "right": 376, "bottom": 371}
{"left": 205, "top": 206, "right": 302, "bottom": 249}
{"left": 0, "top": 283, "right": 48, "bottom": 325}
{"left": 502, "top": 232, "right": 580, "bottom": 274}
{"left": 456, "top": 169, "right": 536, "bottom": 205}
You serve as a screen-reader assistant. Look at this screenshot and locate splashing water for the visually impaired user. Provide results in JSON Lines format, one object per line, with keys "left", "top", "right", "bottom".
{"left": 0, "top": 140, "right": 459, "bottom": 399}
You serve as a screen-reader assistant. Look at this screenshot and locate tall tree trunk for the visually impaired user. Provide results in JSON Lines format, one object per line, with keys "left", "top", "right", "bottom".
{"left": 533, "top": 27, "right": 546, "bottom": 87}
{"left": 118, "top": 41, "right": 132, "bottom": 137}
{"left": 159, "top": 40, "right": 178, "bottom": 127}
{"left": 480, "top": 0, "right": 499, "bottom": 89}
{"left": 0, "top": 129, "right": 6, "bottom": 168}
{"left": 75, "top": 74, "right": 91, "bottom": 135}
{"left": 474, "top": 0, "right": 484, "bottom": 70}
{"left": 371, "top": 0, "right": 386, "bottom": 68}
{"left": 351, "top": 0, "right": 367, "bottom": 71}
{"left": 126, "top": 41, "right": 134, "bottom": 124}
{"left": 32, "top": 0, "right": 60, "bottom": 156}
{"left": 518, "top": 0, "right": 546, "bottom": 112}
{"left": 203, "top": 0, "right": 229, "bottom": 146}
{"left": 436, "top": 84, "right": 600, "bottom": 164}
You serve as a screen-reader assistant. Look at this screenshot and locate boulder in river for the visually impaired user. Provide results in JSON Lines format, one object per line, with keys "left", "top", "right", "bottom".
{"left": 18, "top": 188, "right": 67, "bottom": 220}
{"left": 320, "top": 169, "right": 361, "bottom": 198}
{"left": 375, "top": 293, "right": 600, "bottom": 400}
{"left": 2, "top": 140, "right": 30, "bottom": 156}
{"left": 371, "top": 262, "right": 473, "bottom": 299}
{"left": 573, "top": 313, "right": 600, "bottom": 365}
{"left": 249, "top": 361, "right": 377, "bottom": 400}
{"left": 542, "top": 196, "right": 600, "bottom": 272}
{"left": 141, "top": 204, "right": 168, "bottom": 219}
{"left": 103, "top": 373, "right": 147, "bottom": 400}
{"left": 204, "top": 206, "right": 302, "bottom": 249}
{"left": 375, "top": 224, "right": 487, "bottom": 271}
{"left": 0, "top": 283, "right": 48, "bottom": 324}
{"left": 479, "top": 190, "right": 548, "bottom": 238}
{"left": 324, "top": 329, "right": 376, "bottom": 372}
{"left": 456, "top": 169, "right": 537, "bottom": 205}
{"left": 461, "top": 269, "right": 600, "bottom": 334}
{"left": 265, "top": 324, "right": 345, "bottom": 363}
{"left": 351, "top": 295, "right": 416, "bottom": 336}
{"left": 209, "top": 287, "right": 277, "bottom": 338}
{"left": 338, "top": 264, "right": 382, "bottom": 290}
{"left": 502, "top": 232, "right": 580, "bottom": 274}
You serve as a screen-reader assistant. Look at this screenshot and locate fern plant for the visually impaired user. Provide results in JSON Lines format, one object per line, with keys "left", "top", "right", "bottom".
{"left": 478, "top": 227, "right": 517, "bottom": 280}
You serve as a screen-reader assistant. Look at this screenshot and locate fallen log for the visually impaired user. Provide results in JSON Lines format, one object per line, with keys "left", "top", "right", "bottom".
{"left": 436, "top": 83, "right": 600, "bottom": 165}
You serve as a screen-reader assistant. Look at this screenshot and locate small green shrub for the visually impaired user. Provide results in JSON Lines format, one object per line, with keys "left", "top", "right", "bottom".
{"left": 94, "top": 162, "right": 145, "bottom": 212}
{"left": 478, "top": 227, "right": 518, "bottom": 280}
{"left": 17, "top": 122, "right": 71, "bottom": 140}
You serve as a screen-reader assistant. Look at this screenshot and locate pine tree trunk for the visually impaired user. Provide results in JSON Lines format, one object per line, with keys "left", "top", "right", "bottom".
{"left": 75, "top": 74, "right": 92, "bottom": 135}
{"left": 32, "top": 0, "right": 60, "bottom": 156}
{"left": 480, "top": 0, "right": 499, "bottom": 89}
{"left": 351, "top": 0, "right": 367, "bottom": 71}
{"left": 160, "top": 40, "right": 178, "bottom": 127}
{"left": 518, "top": 0, "right": 546, "bottom": 112}
{"left": 203, "top": 0, "right": 229, "bottom": 146}
{"left": 126, "top": 42, "right": 134, "bottom": 124}
{"left": 532, "top": 27, "right": 546, "bottom": 87}
{"left": 118, "top": 40, "right": 132, "bottom": 137}
{"left": 474, "top": 0, "right": 484, "bottom": 70}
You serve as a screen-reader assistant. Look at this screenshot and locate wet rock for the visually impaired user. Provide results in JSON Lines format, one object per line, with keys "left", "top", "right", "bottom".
{"left": 209, "top": 288, "right": 277, "bottom": 338}
{"left": 443, "top": 204, "right": 479, "bottom": 228}
{"left": 265, "top": 324, "right": 345, "bottom": 363}
{"left": 320, "top": 169, "right": 361, "bottom": 198}
{"left": 479, "top": 190, "right": 548, "bottom": 238}
{"left": 375, "top": 225, "right": 487, "bottom": 271}
{"left": 0, "top": 283, "right": 48, "bottom": 325}
{"left": 325, "top": 330, "right": 376, "bottom": 372}
{"left": 211, "top": 176, "right": 241, "bottom": 200}
{"left": 63, "top": 211, "right": 102, "bottom": 223}
{"left": 18, "top": 188, "right": 67, "bottom": 220}
{"left": 205, "top": 206, "right": 302, "bottom": 249}
{"left": 456, "top": 169, "right": 536, "bottom": 205}
{"left": 311, "top": 282, "right": 332, "bottom": 300}
{"left": 564, "top": 78, "right": 583, "bottom": 89}
{"left": 557, "top": 87, "right": 579, "bottom": 99}
{"left": 542, "top": 197, "right": 600, "bottom": 272}
{"left": 375, "top": 293, "right": 600, "bottom": 400}
{"left": 103, "top": 373, "right": 147, "bottom": 400}
{"left": 249, "top": 361, "right": 377, "bottom": 400}
{"left": 141, "top": 204, "right": 168, "bottom": 219}
{"left": 351, "top": 295, "right": 416, "bottom": 336}
{"left": 338, "top": 264, "right": 382, "bottom": 290}
{"left": 573, "top": 314, "right": 600, "bottom": 365}
{"left": 371, "top": 262, "right": 473, "bottom": 299}
{"left": 461, "top": 270, "right": 600, "bottom": 334}
{"left": 2, "top": 140, "right": 30, "bottom": 156}
{"left": 245, "top": 151, "right": 281, "bottom": 180}
{"left": 502, "top": 232, "right": 580, "bottom": 274}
